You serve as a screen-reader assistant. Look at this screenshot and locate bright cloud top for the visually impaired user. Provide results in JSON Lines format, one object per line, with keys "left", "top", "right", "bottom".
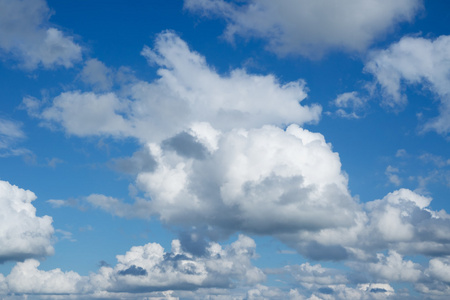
{"left": 185, "top": 0, "right": 422, "bottom": 57}
{"left": 135, "top": 124, "right": 355, "bottom": 235}
{"left": 0, "top": 0, "right": 82, "bottom": 69}
{"left": 0, "top": 180, "right": 54, "bottom": 263}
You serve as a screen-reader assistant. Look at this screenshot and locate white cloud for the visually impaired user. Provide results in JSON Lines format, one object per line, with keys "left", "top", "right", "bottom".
{"left": 40, "top": 91, "right": 132, "bottom": 137}
{"left": 5, "top": 259, "right": 84, "bottom": 294}
{"left": 365, "top": 35, "right": 450, "bottom": 134}
{"left": 365, "top": 251, "right": 422, "bottom": 282}
{"left": 330, "top": 92, "right": 368, "bottom": 119}
{"left": 286, "top": 263, "right": 348, "bottom": 287}
{"left": 363, "top": 189, "right": 450, "bottom": 255}
{"left": 131, "top": 124, "right": 356, "bottom": 236}
{"left": 85, "top": 122, "right": 450, "bottom": 261}
{"left": 79, "top": 58, "right": 114, "bottom": 91}
{"left": 0, "top": 235, "right": 264, "bottom": 297}
{"left": 277, "top": 188, "right": 450, "bottom": 261}
{"left": 385, "top": 165, "right": 401, "bottom": 186}
{"left": 275, "top": 263, "right": 400, "bottom": 300}
{"left": 0, "top": 180, "right": 54, "bottom": 263}
{"left": 76, "top": 122, "right": 361, "bottom": 260}
{"left": 0, "top": 0, "right": 82, "bottom": 69}
{"left": 86, "top": 194, "right": 152, "bottom": 219}
{"left": 184, "top": 0, "right": 422, "bottom": 57}
{"left": 28, "top": 31, "right": 321, "bottom": 143}
{"left": 0, "top": 117, "right": 31, "bottom": 158}
{"left": 426, "top": 257, "right": 450, "bottom": 284}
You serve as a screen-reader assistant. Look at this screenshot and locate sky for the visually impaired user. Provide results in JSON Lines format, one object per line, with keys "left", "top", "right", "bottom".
{"left": 1, "top": 0, "right": 450, "bottom": 299}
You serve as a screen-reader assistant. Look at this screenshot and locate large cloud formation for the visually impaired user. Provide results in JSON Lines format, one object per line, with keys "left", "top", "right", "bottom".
{"left": 0, "top": 180, "right": 54, "bottom": 263}
{"left": 26, "top": 31, "right": 320, "bottom": 143}
{"left": 135, "top": 124, "right": 356, "bottom": 236}
{"left": 0, "top": 0, "right": 82, "bottom": 69}
{"left": 26, "top": 32, "right": 450, "bottom": 262}
{"left": 184, "top": 0, "right": 422, "bottom": 57}
{"left": 18, "top": 30, "right": 450, "bottom": 299}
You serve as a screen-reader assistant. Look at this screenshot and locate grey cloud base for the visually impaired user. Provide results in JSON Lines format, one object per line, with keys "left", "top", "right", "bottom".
{"left": 184, "top": 0, "right": 422, "bottom": 57}
{"left": 0, "top": 0, "right": 81, "bottom": 69}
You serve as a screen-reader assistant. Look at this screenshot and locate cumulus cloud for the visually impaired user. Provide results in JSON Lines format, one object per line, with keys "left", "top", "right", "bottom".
{"left": 0, "top": 180, "right": 54, "bottom": 263}
{"left": 39, "top": 37, "right": 450, "bottom": 262}
{"left": 360, "top": 189, "right": 450, "bottom": 257}
{"left": 4, "top": 185, "right": 450, "bottom": 298}
{"left": 94, "top": 124, "right": 356, "bottom": 239}
{"left": 0, "top": 0, "right": 82, "bottom": 69}
{"left": 275, "top": 188, "right": 450, "bottom": 262}
{"left": 80, "top": 117, "right": 450, "bottom": 262}
{"left": 365, "top": 35, "right": 450, "bottom": 135}
{"left": 426, "top": 257, "right": 450, "bottom": 284}
{"left": 26, "top": 31, "right": 320, "bottom": 143}
{"left": 5, "top": 259, "right": 84, "bottom": 294}
{"left": 0, "top": 235, "right": 264, "bottom": 297}
{"left": 362, "top": 251, "right": 422, "bottom": 282}
{"left": 184, "top": 0, "right": 422, "bottom": 57}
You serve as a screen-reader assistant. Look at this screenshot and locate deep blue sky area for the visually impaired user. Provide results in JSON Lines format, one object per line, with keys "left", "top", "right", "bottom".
{"left": 1, "top": 1, "right": 450, "bottom": 299}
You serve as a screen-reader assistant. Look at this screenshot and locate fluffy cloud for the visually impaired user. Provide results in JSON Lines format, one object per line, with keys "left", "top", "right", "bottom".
{"left": 184, "top": 0, "right": 422, "bottom": 57}
{"left": 365, "top": 35, "right": 450, "bottom": 134}
{"left": 5, "top": 259, "right": 84, "bottom": 294}
{"left": 0, "top": 235, "right": 264, "bottom": 297}
{"left": 276, "top": 188, "right": 450, "bottom": 261}
{"left": 0, "top": 0, "right": 82, "bottom": 69}
{"left": 0, "top": 180, "right": 54, "bottom": 263}
{"left": 26, "top": 31, "right": 320, "bottom": 143}
{"left": 362, "top": 188, "right": 444, "bottom": 253}
{"left": 363, "top": 251, "right": 422, "bottom": 282}
{"left": 80, "top": 118, "right": 450, "bottom": 262}
{"left": 92, "top": 124, "right": 356, "bottom": 239}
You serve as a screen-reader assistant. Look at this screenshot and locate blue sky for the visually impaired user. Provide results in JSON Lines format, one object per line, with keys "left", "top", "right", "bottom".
{"left": 1, "top": 0, "right": 450, "bottom": 299}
